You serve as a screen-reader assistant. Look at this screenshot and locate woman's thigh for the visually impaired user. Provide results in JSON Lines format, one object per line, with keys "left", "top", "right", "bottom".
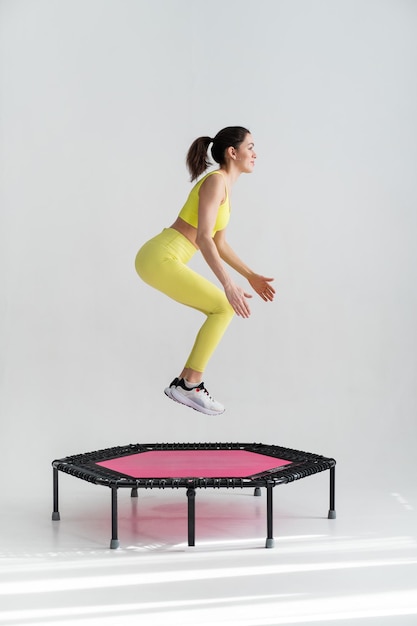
{"left": 136, "top": 230, "right": 230, "bottom": 315}
{"left": 155, "top": 260, "right": 229, "bottom": 315}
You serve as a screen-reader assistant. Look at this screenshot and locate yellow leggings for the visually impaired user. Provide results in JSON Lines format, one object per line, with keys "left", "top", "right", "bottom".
{"left": 135, "top": 228, "right": 234, "bottom": 372}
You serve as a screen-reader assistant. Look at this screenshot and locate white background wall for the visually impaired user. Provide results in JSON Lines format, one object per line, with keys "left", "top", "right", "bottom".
{"left": 1, "top": 0, "right": 416, "bottom": 503}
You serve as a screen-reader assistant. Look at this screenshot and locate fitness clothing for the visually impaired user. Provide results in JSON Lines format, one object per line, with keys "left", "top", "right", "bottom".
{"left": 135, "top": 226, "right": 234, "bottom": 373}
{"left": 136, "top": 170, "right": 234, "bottom": 372}
{"left": 178, "top": 171, "right": 230, "bottom": 235}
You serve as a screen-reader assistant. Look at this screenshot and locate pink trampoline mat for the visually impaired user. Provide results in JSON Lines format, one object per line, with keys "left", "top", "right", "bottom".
{"left": 96, "top": 449, "right": 292, "bottom": 479}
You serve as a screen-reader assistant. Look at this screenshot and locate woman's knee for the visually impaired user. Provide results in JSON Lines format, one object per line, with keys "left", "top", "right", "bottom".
{"left": 212, "top": 295, "right": 234, "bottom": 321}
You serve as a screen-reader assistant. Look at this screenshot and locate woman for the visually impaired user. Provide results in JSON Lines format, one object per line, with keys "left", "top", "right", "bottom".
{"left": 135, "top": 126, "right": 275, "bottom": 416}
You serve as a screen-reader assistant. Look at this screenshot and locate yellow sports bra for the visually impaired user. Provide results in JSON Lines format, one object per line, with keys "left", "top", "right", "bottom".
{"left": 178, "top": 171, "right": 230, "bottom": 236}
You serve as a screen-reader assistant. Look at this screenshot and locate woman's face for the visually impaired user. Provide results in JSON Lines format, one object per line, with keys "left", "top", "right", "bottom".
{"left": 235, "top": 133, "right": 257, "bottom": 173}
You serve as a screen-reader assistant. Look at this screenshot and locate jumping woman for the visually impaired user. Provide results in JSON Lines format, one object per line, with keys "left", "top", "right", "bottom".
{"left": 135, "top": 126, "right": 275, "bottom": 416}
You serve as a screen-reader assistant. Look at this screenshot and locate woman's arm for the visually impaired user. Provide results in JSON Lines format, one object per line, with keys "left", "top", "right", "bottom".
{"left": 196, "top": 176, "right": 252, "bottom": 317}
{"left": 213, "top": 230, "right": 253, "bottom": 278}
{"left": 214, "top": 229, "right": 275, "bottom": 302}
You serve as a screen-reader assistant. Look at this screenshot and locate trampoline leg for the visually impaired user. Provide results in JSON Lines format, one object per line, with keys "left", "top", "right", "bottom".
{"left": 328, "top": 466, "right": 336, "bottom": 519}
{"left": 52, "top": 468, "right": 60, "bottom": 521}
{"left": 110, "top": 487, "right": 120, "bottom": 549}
{"left": 265, "top": 483, "right": 275, "bottom": 548}
{"left": 187, "top": 487, "right": 196, "bottom": 547}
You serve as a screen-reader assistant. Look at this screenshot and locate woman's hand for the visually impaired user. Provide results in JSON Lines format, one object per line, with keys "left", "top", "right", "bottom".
{"left": 224, "top": 282, "right": 252, "bottom": 318}
{"left": 248, "top": 274, "right": 275, "bottom": 302}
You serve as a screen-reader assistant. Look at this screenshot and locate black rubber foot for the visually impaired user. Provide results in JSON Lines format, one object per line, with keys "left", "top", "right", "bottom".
{"left": 52, "top": 512, "right": 60, "bottom": 521}
{"left": 265, "top": 538, "right": 275, "bottom": 548}
{"left": 131, "top": 488, "right": 138, "bottom": 498}
{"left": 328, "top": 509, "right": 336, "bottom": 519}
{"left": 110, "top": 539, "right": 120, "bottom": 549}
{"left": 254, "top": 487, "right": 262, "bottom": 497}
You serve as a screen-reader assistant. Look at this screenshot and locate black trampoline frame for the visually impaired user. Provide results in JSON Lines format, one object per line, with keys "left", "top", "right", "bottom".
{"left": 52, "top": 442, "right": 336, "bottom": 549}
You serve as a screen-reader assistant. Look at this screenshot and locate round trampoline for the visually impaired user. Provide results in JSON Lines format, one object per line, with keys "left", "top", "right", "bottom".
{"left": 52, "top": 442, "right": 336, "bottom": 548}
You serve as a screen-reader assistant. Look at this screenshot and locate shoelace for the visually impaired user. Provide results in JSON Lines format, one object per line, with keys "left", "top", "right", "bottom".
{"left": 196, "top": 382, "right": 214, "bottom": 400}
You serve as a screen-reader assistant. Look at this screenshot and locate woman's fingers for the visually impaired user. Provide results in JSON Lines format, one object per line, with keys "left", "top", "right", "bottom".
{"left": 264, "top": 286, "right": 275, "bottom": 300}
{"left": 259, "top": 279, "right": 275, "bottom": 301}
{"left": 235, "top": 293, "right": 251, "bottom": 317}
{"left": 249, "top": 275, "right": 275, "bottom": 301}
{"left": 226, "top": 284, "right": 252, "bottom": 317}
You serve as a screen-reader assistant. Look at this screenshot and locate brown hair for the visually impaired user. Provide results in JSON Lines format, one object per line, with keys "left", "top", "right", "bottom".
{"left": 186, "top": 126, "right": 250, "bottom": 181}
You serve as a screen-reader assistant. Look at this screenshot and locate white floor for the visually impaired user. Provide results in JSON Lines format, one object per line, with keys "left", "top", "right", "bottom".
{"left": 1, "top": 471, "right": 416, "bottom": 626}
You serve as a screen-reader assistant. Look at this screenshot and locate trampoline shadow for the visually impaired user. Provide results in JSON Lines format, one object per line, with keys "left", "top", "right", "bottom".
{"left": 125, "top": 493, "right": 267, "bottom": 549}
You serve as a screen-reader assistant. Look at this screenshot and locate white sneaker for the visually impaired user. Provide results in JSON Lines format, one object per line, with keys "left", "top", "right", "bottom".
{"left": 164, "top": 377, "right": 180, "bottom": 400}
{"left": 171, "top": 379, "right": 225, "bottom": 416}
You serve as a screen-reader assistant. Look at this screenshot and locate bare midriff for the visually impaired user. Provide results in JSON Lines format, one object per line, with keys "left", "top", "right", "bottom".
{"left": 170, "top": 217, "right": 199, "bottom": 249}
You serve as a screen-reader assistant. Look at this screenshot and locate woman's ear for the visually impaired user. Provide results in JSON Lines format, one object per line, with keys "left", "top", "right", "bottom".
{"left": 226, "top": 146, "right": 237, "bottom": 160}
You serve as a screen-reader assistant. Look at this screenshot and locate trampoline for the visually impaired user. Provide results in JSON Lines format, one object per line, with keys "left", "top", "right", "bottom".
{"left": 52, "top": 442, "right": 336, "bottom": 548}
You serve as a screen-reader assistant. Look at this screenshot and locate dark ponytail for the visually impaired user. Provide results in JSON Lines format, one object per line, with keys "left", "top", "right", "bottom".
{"left": 186, "top": 136, "right": 212, "bottom": 182}
{"left": 186, "top": 126, "right": 250, "bottom": 181}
